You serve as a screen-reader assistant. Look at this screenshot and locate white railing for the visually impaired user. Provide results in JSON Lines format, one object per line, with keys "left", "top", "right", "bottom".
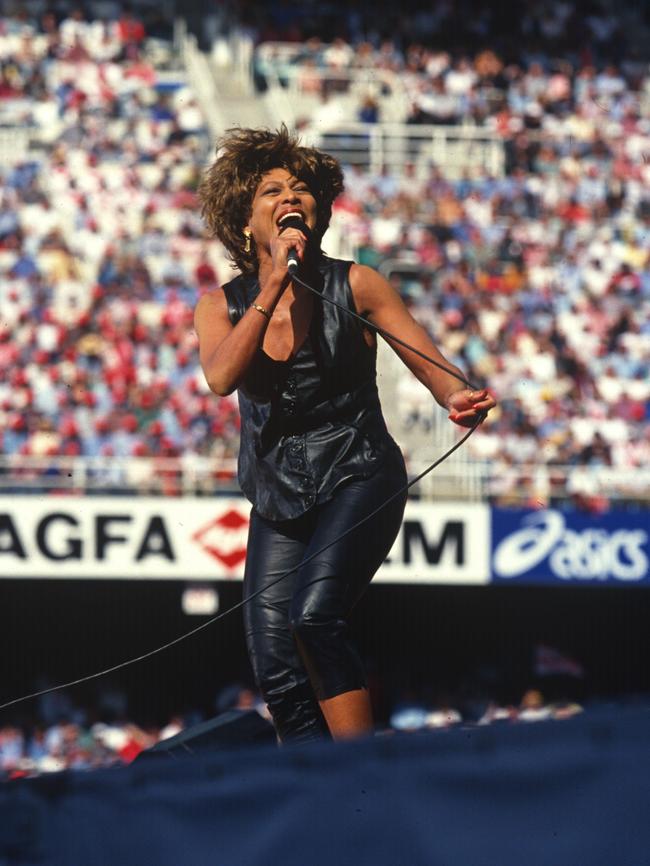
{"left": 0, "top": 455, "right": 238, "bottom": 497}
{"left": 302, "top": 122, "right": 504, "bottom": 178}
{"left": 410, "top": 460, "right": 650, "bottom": 506}
{"left": 181, "top": 31, "right": 228, "bottom": 139}
{"left": 255, "top": 42, "right": 409, "bottom": 123}
{"left": 0, "top": 455, "right": 648, "bottom": 505}
{"left": 211, "top": 30, "right": 255, "bottom": 94}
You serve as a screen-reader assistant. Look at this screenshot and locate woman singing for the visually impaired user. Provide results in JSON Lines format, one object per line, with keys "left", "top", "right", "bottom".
{"left": 195, "top": 127, "right": 495, "bottom": 744}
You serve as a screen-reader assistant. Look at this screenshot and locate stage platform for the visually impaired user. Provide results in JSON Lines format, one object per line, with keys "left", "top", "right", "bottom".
{"left": 2, "top": 704, "right": 650, "bottom": 865}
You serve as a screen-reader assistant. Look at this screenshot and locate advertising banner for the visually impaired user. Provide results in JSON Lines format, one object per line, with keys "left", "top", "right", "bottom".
{"left": 0, "top": 496, "right": 251, "bottom": 580}
{"left": 491, "top": 508, "right": 650, "bottom": 587}
{"left": 377, "top": 501, "right": 490, "bottom": 585}
{"left": 0, "top": 497, "right": 491, "bottom": 584}
{"left": 3, "top": 497, "right": 649, "bottom": 586}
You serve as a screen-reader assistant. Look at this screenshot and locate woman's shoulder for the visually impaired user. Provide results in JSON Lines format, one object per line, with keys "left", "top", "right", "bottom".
{"left": 348, "top": 262, "right": 385, "bottom": 292}
{"left": 221, "top": 271, "right": 260, "bottom": 310}
{"left": 193, "top": 272, "right": 255, "bottom": 317}
{"left": 347, "top": 262, "right": 396, "bottom": 317}
{"left": 193, "top": 287, "right": 227, "bottom": 323}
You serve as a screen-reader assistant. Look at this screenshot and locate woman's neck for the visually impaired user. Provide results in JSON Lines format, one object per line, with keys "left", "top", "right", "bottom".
{"left": 257, "top": 250, "right": 320, "bottom": 287}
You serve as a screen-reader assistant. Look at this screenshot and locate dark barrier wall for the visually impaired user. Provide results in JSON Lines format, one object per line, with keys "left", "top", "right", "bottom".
{"left": 3, "top": 705, "right": 650, "bottom": 866}
{"left": 4, "top": 580, "right": 650, "bottom": 721}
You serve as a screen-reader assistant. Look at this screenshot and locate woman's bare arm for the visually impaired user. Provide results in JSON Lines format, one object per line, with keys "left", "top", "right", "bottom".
{"left": 194, "top": 283, "right": 275, "bottom": 396}
{"left": 194, "top": 226, "right": 309, "bottom": 395}
{"left": 349, "top": 264, "right": 496, "bottom": 426}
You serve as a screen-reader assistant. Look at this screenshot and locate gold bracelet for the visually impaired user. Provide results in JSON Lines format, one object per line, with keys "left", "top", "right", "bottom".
{"left": 251, "top": 303, "right": 271, "bottom": 320}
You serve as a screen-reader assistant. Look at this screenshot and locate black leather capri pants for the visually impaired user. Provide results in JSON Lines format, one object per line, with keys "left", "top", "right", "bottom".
{"left": 243, "top": 452, "right": 407, "bottom": 744}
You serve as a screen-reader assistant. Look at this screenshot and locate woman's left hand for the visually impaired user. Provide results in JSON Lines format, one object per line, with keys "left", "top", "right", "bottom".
{"left": 446, "top": 388, "right": 496, "bottom": 427}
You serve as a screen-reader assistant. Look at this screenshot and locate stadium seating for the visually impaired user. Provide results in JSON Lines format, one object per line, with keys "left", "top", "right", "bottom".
{"left": 0, "top": 1, "right": 647, "bottom": 510}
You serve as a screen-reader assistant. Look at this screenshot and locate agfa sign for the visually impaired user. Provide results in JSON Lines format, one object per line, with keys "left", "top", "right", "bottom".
{"left": 0, "top": 497, "right": 251, "bottom": 579}
{"left": 0, "top": 497, "right": 490, "bottom": 584}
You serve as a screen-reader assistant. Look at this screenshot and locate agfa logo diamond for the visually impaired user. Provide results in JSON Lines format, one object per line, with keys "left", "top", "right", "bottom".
{"left": 192, "top": 507, "right": 249, "bottom": 573}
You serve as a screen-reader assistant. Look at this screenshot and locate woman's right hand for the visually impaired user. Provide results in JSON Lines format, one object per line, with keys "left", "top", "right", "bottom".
{"left": 446, "top": 388, "right": 496, "bottom": 426}
{"left": 269, "top": 224, "right": 308, "bottom": 281}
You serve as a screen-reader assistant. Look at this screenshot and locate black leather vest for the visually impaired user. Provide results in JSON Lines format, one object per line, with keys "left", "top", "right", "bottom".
{"left": 222, "top": 257, "right": 402, "bottom": 520}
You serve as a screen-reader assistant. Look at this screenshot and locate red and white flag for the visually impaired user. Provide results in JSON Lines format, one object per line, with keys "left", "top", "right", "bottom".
{"left": 534, "top": 644, "right": 584, "bottom": 678}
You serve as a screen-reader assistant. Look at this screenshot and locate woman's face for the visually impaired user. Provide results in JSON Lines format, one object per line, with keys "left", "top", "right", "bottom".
{"left": 246, "top": 167, "right": 318, "bottom": 256}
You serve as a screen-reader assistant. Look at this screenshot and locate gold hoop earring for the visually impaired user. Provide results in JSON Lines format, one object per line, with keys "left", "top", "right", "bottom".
{"left": 244, "top": 230, "right": 251, "bottom": 254}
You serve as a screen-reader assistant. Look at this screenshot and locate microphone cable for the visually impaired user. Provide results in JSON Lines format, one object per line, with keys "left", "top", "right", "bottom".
{"left": 0, "top": 265, "right": 488, "bottom": 714}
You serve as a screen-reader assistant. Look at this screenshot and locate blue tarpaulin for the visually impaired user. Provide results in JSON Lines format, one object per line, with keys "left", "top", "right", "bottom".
{"left": 2, "top": 704, "right": 650, "bottom": 866}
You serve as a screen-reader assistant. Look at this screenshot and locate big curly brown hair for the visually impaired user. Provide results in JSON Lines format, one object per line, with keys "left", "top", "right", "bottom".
{"left": 198, "top": 125, "right": 345, "bottom": 273}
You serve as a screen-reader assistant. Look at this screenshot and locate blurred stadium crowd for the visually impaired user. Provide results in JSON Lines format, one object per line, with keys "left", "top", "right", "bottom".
{"left": 0, "top": 1, "right": 241, "bottom": 485}
{"left": 0, "top": 1, "right": 648, "bottom": 509}
{"left": 0, "top": 681, "right": 266, "bottom": 778}
{"left": 0, "top": 674, "right": 584, "bottom": 779}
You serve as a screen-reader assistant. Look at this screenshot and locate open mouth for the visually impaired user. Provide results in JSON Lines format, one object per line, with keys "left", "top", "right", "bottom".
{"left": 277, "top": 210, "right": 305, "bottom": 227}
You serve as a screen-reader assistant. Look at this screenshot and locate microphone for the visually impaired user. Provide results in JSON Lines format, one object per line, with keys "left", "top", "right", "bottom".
{"left": 278, "top": 214, "right": 309, "bottom": 275}
{"left": 287, "top": 246, "right": 300, "bottom": 275}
